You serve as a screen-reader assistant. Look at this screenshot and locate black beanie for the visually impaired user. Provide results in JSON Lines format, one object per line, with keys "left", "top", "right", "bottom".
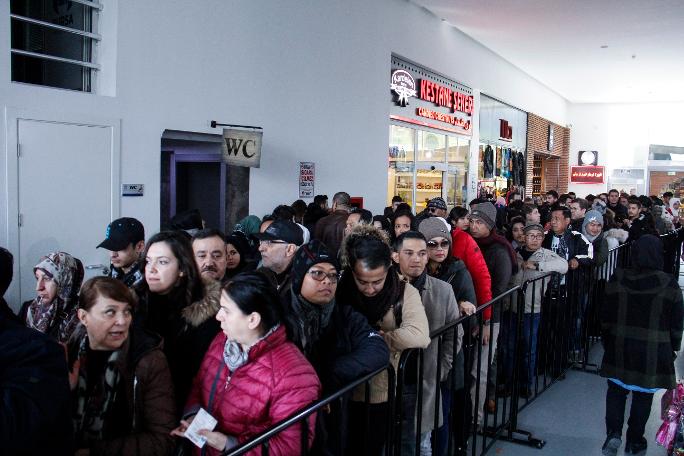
{"left": 292, "top": 240, "right": 337, "bottom": 295}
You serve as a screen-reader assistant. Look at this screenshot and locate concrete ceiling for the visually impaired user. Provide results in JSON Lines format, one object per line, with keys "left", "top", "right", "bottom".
{"left": 412, "top": 0, "right": 684, "bottom": 104}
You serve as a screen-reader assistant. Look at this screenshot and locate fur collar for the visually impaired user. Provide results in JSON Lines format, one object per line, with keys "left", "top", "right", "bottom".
{"left": 605, "top": 228, "right": 629, "bottom": 243}
{"left": 181, "top": 279, "right": 221, "bottom": 327}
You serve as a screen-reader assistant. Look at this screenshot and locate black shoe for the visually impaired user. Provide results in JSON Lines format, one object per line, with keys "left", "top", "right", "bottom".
{"left": 601, "top": 434, "right": 621, "bottom": 456}
{"left": 625, "top": 437, "right": 647, "bottom": 455}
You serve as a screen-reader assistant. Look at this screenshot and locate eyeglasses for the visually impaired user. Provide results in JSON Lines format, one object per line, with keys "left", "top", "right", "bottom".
{"left": 428, "top": 207, "right": 438, "bottom": 213}
{"left": 426, "top": 240, "right": 450, "bottom": 249}
{"left": 525, "top": 233, "right": 544, "bottom": 240}
{"left": 307, "top": 270, "right": 340, "bottom": 283}
{"left": 259, "top": 240, "right": 288, "bottom": 247}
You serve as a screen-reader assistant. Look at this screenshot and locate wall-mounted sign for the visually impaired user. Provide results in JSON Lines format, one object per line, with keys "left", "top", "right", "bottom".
{"left": 389, "top": 55, "right": 473, "bottom": 136}
{"left": 570, "top": 166, "right": 605, "bottom": 184}
{"left": 299, "top": 162, "right": 315, "bottom": 198}
{"left": 390, "top": 70, "right": 417, "bottom": 107}
{"left": 578, "top": 150, "right": 598, "bottom": 166}
{"left": 121, "top": 184, "right": 144, "bottom": 197}
{"left": 499, "top": 119, "right": 513, "bottom": 141}
{"left": 548, "top": 125, "right": 555, "bottom": 151}
{"left": 222, "top": 128, "right": 262, "bottom": 168}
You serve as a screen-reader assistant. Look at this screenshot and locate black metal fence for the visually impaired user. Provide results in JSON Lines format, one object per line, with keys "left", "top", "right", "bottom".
{"left": 224, "top": 228, "right": 683, "bottom": 456}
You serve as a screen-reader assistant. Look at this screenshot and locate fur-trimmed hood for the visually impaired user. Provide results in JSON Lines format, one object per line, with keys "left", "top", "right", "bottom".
{"left": 339, "top": 223, "right": 391, "bottom": 270}
{"left": 181, "top": 278, "right": 221, "bottom": 327}
{"left": 605, "top": 228, "right": 629, "bottom": 244}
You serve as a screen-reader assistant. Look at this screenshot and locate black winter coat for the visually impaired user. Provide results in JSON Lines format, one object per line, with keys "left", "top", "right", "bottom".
{"left": 283, "top": 294, "right": 389, "bottom": 455}
{"left": 0, "top": 316, "right": 73, "bottom": 455}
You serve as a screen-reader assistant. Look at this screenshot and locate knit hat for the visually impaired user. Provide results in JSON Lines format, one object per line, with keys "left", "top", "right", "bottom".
{"left": 292, "top": 240, "right": 337, "bottom": 295}
{"left": 583, "top": 210, "right": 604, "bottom": 229}
{"left": 418, "top": 217, "right": 451, "bottom": 247}
{"left": 469, "top": 202, "right": 497, "bottom": 230}
{"left": 427, "top": 197, "right": 447, "bottom": 211}
{"left": 523, "top": 223, "right": 544, "bottom": 234}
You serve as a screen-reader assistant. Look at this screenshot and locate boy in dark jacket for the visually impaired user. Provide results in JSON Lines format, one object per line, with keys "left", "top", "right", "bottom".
{"left": 600, "top": 235, "right": 684, "bottom": 456}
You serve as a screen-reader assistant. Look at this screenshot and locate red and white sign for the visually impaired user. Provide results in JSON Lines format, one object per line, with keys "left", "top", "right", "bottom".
{"left": 299, "top": 162, "right": 315, "bottom": 198}
{"left": 570, "top": 166, "right": 605, "bottom": 184}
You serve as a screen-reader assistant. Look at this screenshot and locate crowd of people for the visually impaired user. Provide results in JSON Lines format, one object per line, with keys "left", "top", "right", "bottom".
{"left": 0, "top": 188, "right": 682, "bottom": 456}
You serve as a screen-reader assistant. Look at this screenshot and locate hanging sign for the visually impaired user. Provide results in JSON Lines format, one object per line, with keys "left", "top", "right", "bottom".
{"left": 570, "top": 166, "right": 605, "bottom": 184}
{"left": 299, "top": 162, "right": 315, "bottom": 198}
{"left": 221, "top": 128, "right": 262, "bottom": 168}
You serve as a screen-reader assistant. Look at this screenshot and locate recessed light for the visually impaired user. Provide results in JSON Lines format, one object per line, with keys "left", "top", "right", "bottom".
{"left": 632, "top": 54, "right": 637, "bottom": 59}
{"left": 600, "top": 45, "right": 608, "bottom": 49}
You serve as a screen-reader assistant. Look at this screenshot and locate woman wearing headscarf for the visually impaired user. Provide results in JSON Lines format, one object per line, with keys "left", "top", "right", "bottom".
{"left": 19, "top": 251, "right": 84, "bottom": 344}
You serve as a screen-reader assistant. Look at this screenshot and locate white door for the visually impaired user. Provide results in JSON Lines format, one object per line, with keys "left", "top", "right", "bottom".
{"left": 17, "top": 119, "right": 117, "bottom": 304}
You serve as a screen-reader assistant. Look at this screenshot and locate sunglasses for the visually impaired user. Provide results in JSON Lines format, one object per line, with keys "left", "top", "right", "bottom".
{"left": 307, "top": 270, "right": 340, "bottom": 283}
{"left": 426, "top": 240, "right": 450, "bottom": 249}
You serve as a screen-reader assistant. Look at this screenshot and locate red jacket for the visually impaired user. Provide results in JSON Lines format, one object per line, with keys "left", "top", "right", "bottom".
{"left": 185, "top": 325, "right": 321, "bottom": 456}
{"left": 451, "top": 228, "right": 492, "bottom": 320}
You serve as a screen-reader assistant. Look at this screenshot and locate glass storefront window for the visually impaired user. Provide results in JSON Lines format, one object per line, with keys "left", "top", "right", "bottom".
{"left": 388, "top": 125, "right": 415, "bottom": 209}
{"left": 388, "top": 125, "right": 470, "bottom": 212}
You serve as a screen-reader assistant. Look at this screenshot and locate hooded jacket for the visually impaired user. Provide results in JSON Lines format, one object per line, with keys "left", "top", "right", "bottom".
{"left": 68, "top": 326, "right": 176, "bottom": 455}
{"left": 450, "top": 228, "right": 492, "bottom": 320}
{"left": 600, "top": 235, "right": 684, "bottom": 389}
{"left": 185, "top": 326, "right": 321, "bottom": 456}
{"left": 135, "top": 279, "right": 221, "bottom": 412}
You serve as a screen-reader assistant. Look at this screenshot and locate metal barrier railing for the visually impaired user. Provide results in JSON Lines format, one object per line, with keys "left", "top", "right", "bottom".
{"left": 224, "top": 364, "right": 396, "bottom": 456}
{"left": 226, "top": 228, "right": 683, "bottom": 456}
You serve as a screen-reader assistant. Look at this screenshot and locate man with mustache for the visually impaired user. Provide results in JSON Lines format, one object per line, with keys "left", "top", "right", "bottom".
{"left": 191, "top": 228, "right": 229, "bottom": 285}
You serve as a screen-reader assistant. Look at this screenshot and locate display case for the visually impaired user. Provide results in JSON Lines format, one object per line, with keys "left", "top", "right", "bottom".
{"left": 388, "top": 124, "right": 469, "bottom": 212}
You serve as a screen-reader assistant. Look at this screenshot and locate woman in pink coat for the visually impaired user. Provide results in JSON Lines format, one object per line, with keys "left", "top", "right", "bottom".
{"left": 172, "top": 272, "right": 321, "bottom": 455}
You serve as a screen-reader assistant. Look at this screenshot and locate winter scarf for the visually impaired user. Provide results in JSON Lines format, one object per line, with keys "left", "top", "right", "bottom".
{"left": 73, "top": 334, "right": 122, "bottom": 444}
{"left": 289, "top": 289, "right": 335, "bottom": 354}
{"left": 475, "top": 231, "right": 519, "bottom": 275}
{"left": 337, "top": 265, "right": 405, "bottom": 327}
{"left": 26, "top": 252, "right": 84, "bottom": 343}
{"left": 223, "top": 324, "right": 280, "bottom": 372}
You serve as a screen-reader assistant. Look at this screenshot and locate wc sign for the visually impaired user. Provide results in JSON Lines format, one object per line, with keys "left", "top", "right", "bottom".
{"left": 222, "top": 128, "right": 262, "bottom": 168}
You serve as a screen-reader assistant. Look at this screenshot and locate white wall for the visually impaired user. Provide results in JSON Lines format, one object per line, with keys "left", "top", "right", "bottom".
{"left": 1, "top": 0, "right": 569, "bottom": 254}
{"left": 568, "top": 102, "right": 684, "bottom": 196}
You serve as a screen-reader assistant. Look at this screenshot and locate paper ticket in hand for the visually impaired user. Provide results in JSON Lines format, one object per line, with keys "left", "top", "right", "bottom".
{"left": 185, "top": 408, "right": 218, "bottom": 448}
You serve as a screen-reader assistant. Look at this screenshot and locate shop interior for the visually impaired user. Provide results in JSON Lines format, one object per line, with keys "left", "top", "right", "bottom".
{"left": 477, "top": 143, "right": 526, "bottom": 199}
{"left": 388, "top": 124, "right": 469, "bottom": 213}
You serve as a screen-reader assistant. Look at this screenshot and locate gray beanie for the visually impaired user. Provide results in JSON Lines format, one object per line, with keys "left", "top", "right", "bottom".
{"left": 418, "top": 217, "right": 451, "bottom": 246}
{"left": 582, "top": 210, "right": 604, "bottom": 235}
{"left": 469, "top": 202, "right": 497, "bottom": 230}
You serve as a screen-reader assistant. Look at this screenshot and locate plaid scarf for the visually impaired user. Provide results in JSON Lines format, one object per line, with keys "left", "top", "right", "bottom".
{"left": 110, "top": 261, "right": 144, "bottom": 288}
{"left": 73, "top": 334, "right": 122, "bottom": 445}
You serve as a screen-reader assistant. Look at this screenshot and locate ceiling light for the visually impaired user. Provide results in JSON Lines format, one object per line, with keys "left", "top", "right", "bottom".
{"left": 600, "top": 45, "right": 608, "bottom": 49}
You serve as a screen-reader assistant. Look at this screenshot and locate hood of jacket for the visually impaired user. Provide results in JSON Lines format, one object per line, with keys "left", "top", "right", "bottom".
{"left": 631, "top": 234, "right": 664, "bottom": 271}
{"left": 181, "top": 278, "right": 221, "bottom": 327}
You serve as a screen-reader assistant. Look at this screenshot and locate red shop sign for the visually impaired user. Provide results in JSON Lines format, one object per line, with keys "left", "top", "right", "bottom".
{"left": 570, "top": 166, "right": 605, "bottom": 184}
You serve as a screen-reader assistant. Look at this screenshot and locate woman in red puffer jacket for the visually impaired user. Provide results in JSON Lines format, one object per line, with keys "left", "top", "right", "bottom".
{"left": 173, "top": 272, "right": 321, "bottom": 456}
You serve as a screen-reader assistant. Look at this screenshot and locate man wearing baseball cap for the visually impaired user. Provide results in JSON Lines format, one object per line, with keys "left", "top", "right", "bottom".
{"left": 255, "top": 219, "right": 304, "bottom": 301}
{"left": 97, "top": 217, "right": 145, "bottom": 287}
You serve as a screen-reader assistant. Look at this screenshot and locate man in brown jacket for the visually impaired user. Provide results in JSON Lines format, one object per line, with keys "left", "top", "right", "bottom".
{"left": 313, "top": 191, "right": 351, "bottom": 258}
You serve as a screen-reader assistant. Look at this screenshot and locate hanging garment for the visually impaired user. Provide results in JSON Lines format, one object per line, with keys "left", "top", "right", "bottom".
{"left": 483, "top": 145, "right": 494, "bottom": 178}
{"left": 518, "top": 152, "right": 526, "bottom": 187}
{"left": 495, "top": 147, "right": 502, "bottom": 177}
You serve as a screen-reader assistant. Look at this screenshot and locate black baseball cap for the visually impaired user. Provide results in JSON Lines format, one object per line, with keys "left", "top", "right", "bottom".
{"left": 97, "top": 217, "right": 145, "bottom": 251}
{"left": 253, "top": 220, "right": 303, "bottom": 246}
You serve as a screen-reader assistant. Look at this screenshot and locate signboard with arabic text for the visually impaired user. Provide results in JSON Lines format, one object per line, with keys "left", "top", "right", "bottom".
{"left": 570, "top": 166, "right": 605, "bottom": 184}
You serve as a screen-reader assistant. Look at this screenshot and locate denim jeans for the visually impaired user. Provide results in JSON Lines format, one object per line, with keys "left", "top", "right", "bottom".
{"left": 504, "top": 312, "right": 541, "bottom": 389}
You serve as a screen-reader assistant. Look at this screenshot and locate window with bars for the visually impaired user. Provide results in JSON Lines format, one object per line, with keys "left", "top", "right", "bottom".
{"left": 10, "top": 0, "right": 102, "bottom": 92}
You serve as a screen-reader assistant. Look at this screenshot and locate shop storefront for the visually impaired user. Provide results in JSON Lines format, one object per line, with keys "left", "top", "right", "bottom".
{"left": 477, "top": 95, "right": 527, "bottom": 199}
{"left": 388, "top": 55, "right": 473, "bottom": 213}
{"left": 524, "top": 113, "right": 571, "bottom": 199}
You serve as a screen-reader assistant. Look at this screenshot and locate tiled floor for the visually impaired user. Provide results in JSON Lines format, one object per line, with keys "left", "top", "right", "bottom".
{"left": 487, "top": 266, "right": 684, "bottom": 455}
